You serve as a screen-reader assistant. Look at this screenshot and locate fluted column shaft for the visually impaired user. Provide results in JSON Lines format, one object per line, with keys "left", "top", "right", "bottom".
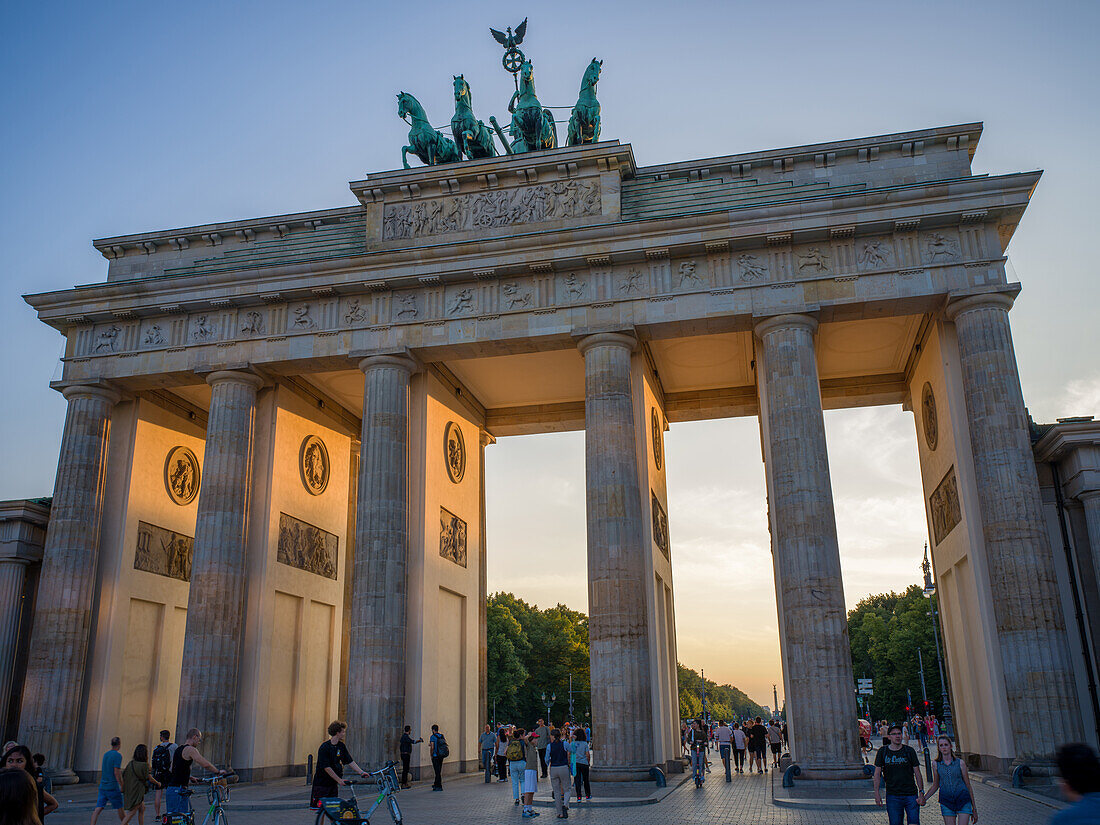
{"left": 19, "top": 385, "right": 118, "bottom": 783}
{"left": 176, "top": 371, "right": 263, "bottom": 767}
{"left": 578, "top": 333, "right": 654, "bottom": 779}
{"left": 947, "top": 293, "right": 1084, "bottom": 763}
{"left": 1080, "top": 493, "right": 1100, "bottom": 601}
{"left": 754, "top": 315, "right": 862, "bottom": 778}
{"left": 0, "top": 559, "right": 31, "bottom": 735}
{"left": 347, "top": 355, "right": 416, "bottom": 768}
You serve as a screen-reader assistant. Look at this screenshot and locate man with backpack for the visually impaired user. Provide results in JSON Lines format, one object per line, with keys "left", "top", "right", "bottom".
{"left": 429, "top": 724, "right": 449, "bottom": 791}
{"left": 150, "top": 730, "right": 176, "bottom": 821}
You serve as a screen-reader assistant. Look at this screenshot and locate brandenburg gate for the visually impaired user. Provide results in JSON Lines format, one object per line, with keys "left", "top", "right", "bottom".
{"left": 13, "top": 120, "right": 1097, "bottom": 782}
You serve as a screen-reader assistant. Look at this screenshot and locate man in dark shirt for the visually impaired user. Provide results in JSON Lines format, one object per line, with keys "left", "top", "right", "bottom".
{"left": 310, "top": 721, "right": 368, "bottom": 808}
{"left": 748, "top": 718, "right": 768, "bottom": 774}
{"left": 874, "top": 724, "right": 925, "bottom": 824}
{"left": 399, "top": 725, "right": 422, "bottom": 789}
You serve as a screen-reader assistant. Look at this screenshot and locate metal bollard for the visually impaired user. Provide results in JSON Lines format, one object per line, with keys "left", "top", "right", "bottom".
{"left": 782, "top": 764, "right": 801, "bottom": 788}
{"left": 649, "top": 766, "right": 666, "bottom": 787}
{"left": 306, "top": 754, "right": 313, "bottom": 785}
{"left": 1011, "top": 764, "right": 1031, "bottom": 788}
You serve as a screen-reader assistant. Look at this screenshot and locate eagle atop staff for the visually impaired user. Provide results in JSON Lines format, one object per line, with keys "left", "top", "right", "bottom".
{"left": 490, "top": 18, "right": 527, "bottom": 51}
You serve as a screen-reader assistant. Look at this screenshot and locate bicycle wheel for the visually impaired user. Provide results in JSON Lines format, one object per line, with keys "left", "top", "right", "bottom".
{"left": 387, "top": 795, "right": 402, "bottom": 824}
{"left": 214, "top": 808, "right": 229, "bottom": 825}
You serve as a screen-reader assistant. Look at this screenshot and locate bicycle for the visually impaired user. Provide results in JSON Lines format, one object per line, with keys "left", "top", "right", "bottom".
{"left": 315, "top": 761, "right": 402, "bottom": 825}
{"left": 163, "top": 772, "right": 237, "bottom": 825}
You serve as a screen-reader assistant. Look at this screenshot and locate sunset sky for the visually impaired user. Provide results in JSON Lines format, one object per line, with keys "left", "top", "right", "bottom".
{"left": 2, "top": 0, "right": 1098, "bottom": 707}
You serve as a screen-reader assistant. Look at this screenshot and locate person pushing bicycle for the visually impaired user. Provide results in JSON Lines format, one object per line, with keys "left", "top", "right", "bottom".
{"left": 311, "top": 721, "right": 370, "bottom": 808}
{"left": 165, "top": 729, "right": 226, "bottom": 816}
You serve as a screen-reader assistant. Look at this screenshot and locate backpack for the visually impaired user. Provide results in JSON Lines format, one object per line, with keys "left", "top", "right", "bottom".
{"left": 434, "top": 734, "right": 449, "bottom": 759}
{"left": 505, "top": 740, "right": 524, "bottom": 761}
{"left": 151, "top": 744, "right": 172, "bottom": 778}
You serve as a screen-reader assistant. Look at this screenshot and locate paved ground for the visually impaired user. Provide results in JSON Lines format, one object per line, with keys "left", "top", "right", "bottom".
{"left": 44, "top": 763, "right": 1064, "bottom": 825}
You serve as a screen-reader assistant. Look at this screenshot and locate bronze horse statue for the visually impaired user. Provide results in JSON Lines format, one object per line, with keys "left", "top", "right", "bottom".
{"left": 450, "top": 75, "right": 498, "bottom": 160}
{"left": 397, "top": 91, "right": 461, "bottom": 168}
{"left": 504, "top": 60, "right": 557, "bottom": 153}
{"left": 567, "top": 58, "right": 602, "bottom": 146}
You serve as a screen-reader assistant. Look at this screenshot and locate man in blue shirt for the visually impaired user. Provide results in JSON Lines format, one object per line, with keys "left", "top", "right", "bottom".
{"left": 1052, "top": 743, "right": 1100, "bottom": 824}
{"left": 90, "top": 736, "right": 124, "bottom": 825}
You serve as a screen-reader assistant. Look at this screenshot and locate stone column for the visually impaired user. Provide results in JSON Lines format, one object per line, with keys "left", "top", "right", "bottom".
{"left": 346, "top": 354, "right": 416, "bottom": 768}
{"left": 19, "top": 385, "right": 119, "bottom": 783}
{"left": 479, "top": 432, "right": 494, "bottom": 727}
{"left": 578, "top": 332, "right": 654, "bottom": 780}
{"left": 947, "top": 293, "right": 1084, "bottom": 764}
{"left": 176, "top": 370, "right": 263, "bottom": 767}
{"left": 1079, "top": 493, "right": 1100, "bottom": 598}
{"left": 0, "top": 558, "right": 31, "bottom": 734}
{"left": 753, "top": 314, "right": 863, "bottom": 779}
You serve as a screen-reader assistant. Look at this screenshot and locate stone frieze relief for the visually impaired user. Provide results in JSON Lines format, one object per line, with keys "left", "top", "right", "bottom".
{"left": 382, "top": 179, "right": 600, "bottom": 240}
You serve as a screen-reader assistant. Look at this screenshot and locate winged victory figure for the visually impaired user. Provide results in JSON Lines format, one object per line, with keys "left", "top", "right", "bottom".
{"left": 490, "top": 18, "right": 527, "bottom": 51}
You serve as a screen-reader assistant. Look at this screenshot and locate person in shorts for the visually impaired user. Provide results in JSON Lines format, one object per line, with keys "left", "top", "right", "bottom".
{"left": 748, "top": 717, "right": 768, "bottom": 774}
{"left": 521, "top": 730, "right": 541, "bottom": 819}
{"left": 767, "top": 720, "right": 783, "bottom": 768}
{"left": 874, "top": 724, "right": 925, "bottom": 825}
{"left": 924, "top": 735, "right": 976, "bottom": 824}
{"left": 91, "top": 736, "right": 125, "bottom": 825}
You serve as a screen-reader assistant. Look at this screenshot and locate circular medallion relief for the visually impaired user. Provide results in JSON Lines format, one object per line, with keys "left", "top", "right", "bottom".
{"left": 651, "top": 407, "right": 663, "bottom": 471}
{"left": 444, "top": 421, "right": 466, "bottom": 484}
{"left": 299, "top": 435, "right": 330, "bottom": 496}
{"left": 921, "top": 383, "right": 939, "bottom": 452}
{"left": 164, "top": 446, "right": 200, "bottom": 505}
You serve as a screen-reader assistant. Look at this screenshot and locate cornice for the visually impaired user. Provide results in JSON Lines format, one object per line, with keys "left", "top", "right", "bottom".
{"left": 24, "top": 171, "right": 1038, "bottom": 329}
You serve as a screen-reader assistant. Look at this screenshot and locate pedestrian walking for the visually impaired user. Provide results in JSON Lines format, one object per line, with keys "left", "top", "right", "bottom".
{"left": 714, "top": 720, "right": 733, "bottom": 782}
{"left": 521, "top": 730, "right": 541, "bottom": 819}
{"left": 924, "top": 736, "right": 976, "bottom": 824}
{"left": 748, "top": 718, "right": 768, "bottom": 774}
{"left": 91, "top": 737, "right": 125, "bottom": 825}
{"left": 0, "top": 766, "right": 42, "bottom": 825}
{"left": 874, "top": 724, "right": 925, "bottom": 825}
{"left": 120, "top": 744, "right": 159, "bottom": 825}
{"left": 4, "top": 744, "right": 58, "bottom": 821}
{"left": 506, "top": 729, "right": 527, "bottom": 806}
{"left": 429, "top": 725, "right": 449, "bottom": 791}
{"left": 480, "top": 724, "right": 497, "bottom": 782}
{"left": 568, "top": 729, "right": 591, "bottom": 802}
{"left": 150, "top": 731, "right": 176, "bottom": 821}
{"left": 731, "top": 722, "right": 747, "bottom": 774}
{"left": 767, "top": 720, "right": 783, "bottom": 768}
{"left": 495, "top": 729, "right": 510, "bottom": 784}
{"left": 310, "top": 721, "right": 368, "bottom": 808}
{"left": 1051, "top": 742, "right": 1100, "bottom": 824}
{"left": 548, "top": 730, "right": 571, "bottom": 819}
{"left": 164, "top": 730, "right": 224, "bottom": 817}
{"left": 534, "top": 720, "right": 550, "bottom": 778}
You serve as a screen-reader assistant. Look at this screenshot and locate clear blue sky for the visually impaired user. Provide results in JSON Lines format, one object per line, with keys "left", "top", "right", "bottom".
{"left": 2, "top": 0, "right": 1097, "bottom": 704}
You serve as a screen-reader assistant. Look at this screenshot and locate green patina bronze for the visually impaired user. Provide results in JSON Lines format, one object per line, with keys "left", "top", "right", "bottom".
{"left": 397, "top": 91, "right": 460, "bottom": 169}
{"left": 503, "top": 60, "right": 557, "bottom": 153}
{"left": 566, "top": 58, "right": 602, "bottom": 147}
{"left": 451, "top": 75, "right": 498, "bottom": 161}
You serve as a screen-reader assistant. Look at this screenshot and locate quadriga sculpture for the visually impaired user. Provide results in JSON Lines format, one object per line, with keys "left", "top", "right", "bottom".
{"left": 567, "top": 58, "right": 602, "bottom": 146}
{"left": 397, "top": 91, "right": 461, "bottom": 169}
{"left": 450, "top": 75, "right": 498, "bottom": 160}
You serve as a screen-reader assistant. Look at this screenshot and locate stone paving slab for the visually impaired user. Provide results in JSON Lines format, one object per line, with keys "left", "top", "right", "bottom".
{"left": 42, "top": 761, "right": 1067, "bottom": 825}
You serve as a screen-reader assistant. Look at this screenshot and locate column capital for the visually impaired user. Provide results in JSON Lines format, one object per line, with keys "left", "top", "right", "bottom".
{"left": 205, "top": 369, "right": 264, "bottom": 390}
{"left": 753, "top": 312, "right": 818, "bottom": 339}
{"left": 357, "top": 354, "right": 418, "bottom": 375}
{"left": 480, "top": 431, "right": 497, "bottom": 448}
{"left": 945, "top": 291, "right": 1016, "bottom": 322}
{"left": 59, "top": 384, "right": 120, "bottom": 406}
{"left": 576, "top": 331, "right": 637, "bottom": 357}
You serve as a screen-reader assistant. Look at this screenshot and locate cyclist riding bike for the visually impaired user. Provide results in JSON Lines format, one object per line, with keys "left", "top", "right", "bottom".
{"left": 688, "top": 719, "right": 708, "bottom": 787}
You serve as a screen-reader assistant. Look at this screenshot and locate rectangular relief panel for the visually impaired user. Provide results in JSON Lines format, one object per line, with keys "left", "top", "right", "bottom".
{"left": 135, "top": 521, "right": 193, "bottom": 582}
{"left": 440, "top": 507, "right": 468, "bottom": 568}
{"left": 929, "top": 467, "right": 962, "bottom": 545}
{"left": 277, "top": 512, "right": 339, "bottom": 579}
{"left": 651, "top": 492, "right": 670, "bottom": 558}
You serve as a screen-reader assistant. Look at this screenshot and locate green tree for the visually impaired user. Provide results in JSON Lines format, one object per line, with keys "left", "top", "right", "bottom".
{"left": 676, "top": 663, "right": 766, "bottom": 721}
{"left": 847, "top": 584, "right": 942, "bottom": 723}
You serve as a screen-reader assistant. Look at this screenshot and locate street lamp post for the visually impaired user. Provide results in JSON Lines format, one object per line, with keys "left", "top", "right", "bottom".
{"left": 917, "top": 648, "right": 933, "bottom": 781}
{"left": 922, "top": 543, "right": 956, "bottom": 741}
{"left": 568, "top": 673, "right": 575, "bottom": 723}
{"left": 541, "top": 691, "right": 556, "bottom": 726}
{"left": 700, "top": 668, "right": 707, "bottom": 723}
